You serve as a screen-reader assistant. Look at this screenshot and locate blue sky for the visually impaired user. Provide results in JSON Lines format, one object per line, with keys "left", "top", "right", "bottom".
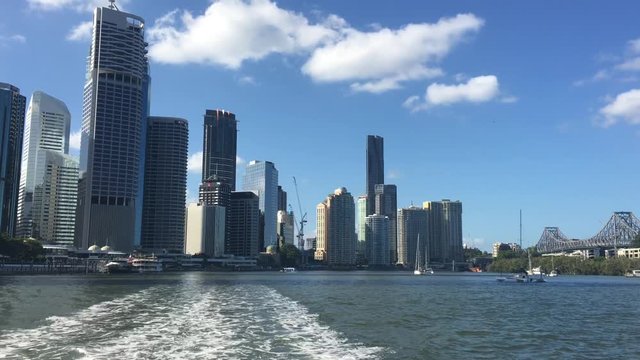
{"left": 1, "top": 0, "right": 639, "bottom": 251}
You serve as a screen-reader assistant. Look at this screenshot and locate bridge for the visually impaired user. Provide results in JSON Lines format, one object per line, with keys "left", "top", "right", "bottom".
{"left": 536, "top": 212, "right": 640, "bottom": 254}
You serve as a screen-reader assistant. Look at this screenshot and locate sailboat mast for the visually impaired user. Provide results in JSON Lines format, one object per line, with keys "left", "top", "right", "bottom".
{"left": 519, "top": 209, "right": 522, "bottom": 250}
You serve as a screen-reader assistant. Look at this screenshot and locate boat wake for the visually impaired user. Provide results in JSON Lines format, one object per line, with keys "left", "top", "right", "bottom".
{"left": 0, "top": 278, "right": 383, "bottom": 359}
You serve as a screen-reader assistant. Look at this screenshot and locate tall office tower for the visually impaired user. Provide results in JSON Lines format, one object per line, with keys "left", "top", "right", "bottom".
{"left": 397, "top": 207, "right": 429, "bottom": 268}
{"left": 365, "top": 214, "right": 390, "bottom": 266}
{"left": 314, "top": 187, "right": 356, "bottom": 266}
{"left": 423, "top": 200, "right": 464, "bottom": 264}
{"left": 229, "top": 191, "right": 259, "bottom": 257}
{"left": 374, "top": 184, "right": 397, "bottom": 264}
{"left": 0, "top": 83, "right": 26, "bottom": 237}
{"left": 30, "top": 152, "right": 78, "bottom": 245}
{"left": 141, "top": 117, "right": 188, "bottom": 253}
{"left": 243, "top": 160, "right": 278, "bottom": 250}
{"left": 199, "top": 175, "right": 231, "bottom": 206}
{"left": 366, "top": 135, "right": 383, "bottom": 216}
{"left": 356, "top": 195, "right": 367, "bottom": 255}
{"left": 75, "top": 6, "right": 150, "bottom": 252}
{"left": 16, "top": 91, "right": 71, "bottom": 239}
{"left": 202, "top": 109, "right": 237, "bottom": 190}
{"left": 277, "top": 210, "right": 295, "bottom": 247}
{"left": 277, "top": 186, "right": 287, "bottom": 212}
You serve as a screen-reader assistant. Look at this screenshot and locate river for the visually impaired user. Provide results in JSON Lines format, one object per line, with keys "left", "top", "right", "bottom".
{"left": 1, "top": 272, "right": 639, "bottom": 359}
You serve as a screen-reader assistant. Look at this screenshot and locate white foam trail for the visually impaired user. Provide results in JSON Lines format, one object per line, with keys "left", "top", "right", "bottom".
{"left": 0, "top": 281, "right": 385, "bottom": 359}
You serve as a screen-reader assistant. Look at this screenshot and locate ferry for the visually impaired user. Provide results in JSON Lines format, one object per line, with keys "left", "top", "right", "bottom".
{"left": 105, "top": 258, "right": 133, "bottom": 273}
{"left": 281, "top": 267, "right": 297, "bottom": 273}
{"left": 131, "top": 257, "right": 163, "bottom": 273}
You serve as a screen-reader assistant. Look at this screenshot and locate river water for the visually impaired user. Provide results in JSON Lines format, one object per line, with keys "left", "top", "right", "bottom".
{"left": 1, "top": 272, "right": 639, "bottom": 359}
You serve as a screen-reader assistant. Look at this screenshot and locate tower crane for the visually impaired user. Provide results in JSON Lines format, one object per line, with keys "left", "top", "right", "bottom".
{"left": 292, "top": 177, "right": 307, "bottom": 250}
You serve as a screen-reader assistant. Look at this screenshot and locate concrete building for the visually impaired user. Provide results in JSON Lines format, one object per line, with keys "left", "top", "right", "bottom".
{"left": 397, "top": 207, "right": 429, "bottom": 268}
{"left": 202, "top": 109, "right": 237, "bottom": 190}
{"left": 184, "top": 203, "right": 225, "bottom": 257}
{"left": 277, "top": 210, "right": 295, "bottom": 247}
{"left": 16, "top": 91, "right": 72, "bottom": 241}
{"left": 366, "top": 135, "right": 384, "bottom": 216}
{"left": 75, "top": 6, "right": 150, "bottom": 252}
{"left": 228, "top": 191, "right": 260, "bottom": 257}
{"left": 0, "top": 83, "right": 26, "bottom": 237}
{"left": 374, "top": 184, "right": 397, "bottom": 264}
{"left": 314, "top": 187, "right": 356, "bottom": 266}
{"left": 141, "top": 117, "right": 188, "bottom": 253}
{"left": 243, "top": 160, "right": 278, "bottom": 250}
{"left": 356, "top": 195, "right": 367, "bottom": 256}
{"left": 365, "top": 214, "right": 390, "bottom": 266}
{"left": 423, "top": 200, "right": 464, "bottom": 264}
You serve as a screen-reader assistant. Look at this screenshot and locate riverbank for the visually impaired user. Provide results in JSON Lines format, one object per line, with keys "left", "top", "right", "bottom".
{"left": 489, "top": 256, "right": 640, "bottom": 276}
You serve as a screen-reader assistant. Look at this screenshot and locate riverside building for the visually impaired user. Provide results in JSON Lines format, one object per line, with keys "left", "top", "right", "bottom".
{"left": 423, "top": 200, "right": 464, "bottom": 264}
{"left": 365, "top": 214, "right": 390, "bottom": 266}
{"left": 228, "top": 191, "right": 260, "bottom": 257}
{"left": 141, "top": 117, "right": 188, "bottom": 253}
{"left": 242, "top": 160, "right": 278, "bottom": 250}
{"left": 202, "top": 109, "right": 237, "bottom": 190}
{"left": 374, "top": 184, "right": 397, "bottom": 264}
{"left": 366, "top": 135, "right": 384, "bottom": 216}
{"left": 314, "top": 187, "right": 356, "bottom": 266}
{"left": 75, "top": 6, "right": 150, "bottom": 252}
{"left": 397, "top": 207, "right": 429, "bottom": 268}
{"left": 0, "top": 82, "right": 26, "bottom": 237}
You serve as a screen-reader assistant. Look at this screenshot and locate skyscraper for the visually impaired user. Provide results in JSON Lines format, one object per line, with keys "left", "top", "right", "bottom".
{"left": 243, "top": 160, "right": 278, "bottom": 250}
{"left": 365, "top": 214, "right": 390, "bottom": 266}
{"left": 314, "top": 187, "right": 356, "bottom": 266}
{"left": 141, "top": 117, "right": 188, "bottom": 253}
{"left": 202, "top": 109, "right": 237, "bottom": 190}
{"left": 356, "top": 195, "right": 367, "bottom": 255}
{"left": 423, "top": 200, "right": 464, "bottom": 264}
{"left": 229, "top": 191, "right": 259, "bottom": 257}
{"left": 277, "top": 186, "right": 287, "bottom": 212}
{"left": 397, "top": 207, "right": 429, "bottom": 268}
{"left": 366, "top": 135, "right": 384, "bottom": 216}
{"left": 16, "top": 91, "right": 73, "bottom": 241}
{"left": 75, "top": 6, "right": 150, "bottom": 252}
{"left": 374, "top": 184, "right": 397, "bottom": 264}
{"left": 0, "top": 82, "right": 26, "bottom": 237}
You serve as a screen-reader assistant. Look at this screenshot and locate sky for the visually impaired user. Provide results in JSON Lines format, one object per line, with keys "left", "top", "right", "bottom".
{"left": 1, "top": 0, "right": 639, "bottom": 252}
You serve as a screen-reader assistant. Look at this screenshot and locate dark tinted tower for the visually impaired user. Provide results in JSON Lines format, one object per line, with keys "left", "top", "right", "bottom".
{"left": 366, "top": 135, "right": 384, "bottom": 216}
{"left": 202, "top": 110, "right": 237, "bottom": 191}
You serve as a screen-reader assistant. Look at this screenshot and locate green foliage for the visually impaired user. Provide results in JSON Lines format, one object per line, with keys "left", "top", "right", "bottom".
{"left": 497, "top": 250, "right": 521, "bottom": 260}
{"left": 488, "top": 255, "right": 640, "bottom": 276}
{"left": 0, "top": 233, "right": 44, "bottom": 260}
{"left": 463, "top": 247, "right": 484, "bottom": 261}
{"left": 280, "top": 244, "right": 301, "bottom": 268}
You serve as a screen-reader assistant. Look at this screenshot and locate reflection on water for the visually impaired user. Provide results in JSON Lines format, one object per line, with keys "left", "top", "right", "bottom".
{"left": 1, "top": 272, "right": 639, "bottom": 359}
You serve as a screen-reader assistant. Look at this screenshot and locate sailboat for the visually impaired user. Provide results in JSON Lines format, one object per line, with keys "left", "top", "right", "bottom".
{"left": 548, "top": 256, "right": 558, "bottom": 277}
{"left": 414, "top": 234, "right": 434, "bottom": 275}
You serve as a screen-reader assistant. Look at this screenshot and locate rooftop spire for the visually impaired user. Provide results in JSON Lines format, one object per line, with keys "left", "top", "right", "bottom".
{"left": 108, "top": 0, "right": 119, "bottom": 10}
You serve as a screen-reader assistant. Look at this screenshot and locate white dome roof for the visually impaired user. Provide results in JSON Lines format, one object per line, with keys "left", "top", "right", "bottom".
{"left": 101, "top": 245, "right": 112, "bottom": 252}
{"left": 88, "top": 245, "right": 100, "bottom": 251}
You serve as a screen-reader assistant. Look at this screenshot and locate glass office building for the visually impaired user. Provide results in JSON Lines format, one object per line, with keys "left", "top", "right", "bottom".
{"left": 242, "top": 160, "right": 278, "bottom": 250}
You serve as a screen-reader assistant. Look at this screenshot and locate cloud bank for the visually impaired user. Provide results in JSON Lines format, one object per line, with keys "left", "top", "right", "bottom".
{"left": 599, "top": 89, "right": 640, "bottom": 127}
{"left": 403, "top": 75, "right": 500, "bottom": 111}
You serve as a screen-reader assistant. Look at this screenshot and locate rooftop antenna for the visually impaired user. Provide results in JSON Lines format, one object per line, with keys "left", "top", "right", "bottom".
{"left": 108, "top": 0, "right": 119, "bottom": 10}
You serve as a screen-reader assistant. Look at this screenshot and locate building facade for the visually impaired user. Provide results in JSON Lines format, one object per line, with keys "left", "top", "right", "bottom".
{"left": 366, "top": 135, "right": 384, "bottom": 216}
{"left": 314, "top": 187, "right": 356, "bottom": 266}
{"left": 184, "top": 203, "right": 225, "bottom": 257}
{"left": 16, "top": 91, "right": 73, "bottom": 241}
{"left": 229, "top": 191, "right": 260, "bottom": 257}
{"left": 277, "top": 186, "right": 287, "bottom": 212}
{"left": 423, "top": 200, "right": 464, "bottom": 264}
{"left": 75, "top": 6, "right": 150, "bottom": 252}
{"left": 0, "top": 82, "right": 26, "bottom": 237}
{"left": 242, "top": 160, "right": 278, "bottom": 250}
{"left": 356, "top": 195, "right": 367, "bottom": 256}
{"left": 374, "top": 184, "right": 397, "bottom": 264}
{"left": 365, "top": 214, "right": 390, "bottom": 266}
{"left": 141, "top": 117, "right": 188, "bottom": 253}
{"left": 202, "top": 109, "right": 237, "bottom": 190}
{"left": 397, "top": 207, "right": 429, "bottom": 268}
{"left": 277, "top": 210, "right": 295, "bottom": 247}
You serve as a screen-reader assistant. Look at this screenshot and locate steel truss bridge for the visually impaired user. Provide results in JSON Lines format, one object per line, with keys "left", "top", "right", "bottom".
{"left": 536, "top": 212, "right": 640, "bottom": 254}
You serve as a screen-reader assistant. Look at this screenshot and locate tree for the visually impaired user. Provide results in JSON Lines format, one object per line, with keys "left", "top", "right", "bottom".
{"left": 463, "top": 247, "right": 483, "bottom": 261}
{"left": 280, "top": 244, "right": 301, "bottom": 268}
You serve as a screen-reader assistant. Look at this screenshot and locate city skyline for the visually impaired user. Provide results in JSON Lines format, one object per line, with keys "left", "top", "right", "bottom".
{"left": 2, "top": 1, "right": 640, "bottom": 251}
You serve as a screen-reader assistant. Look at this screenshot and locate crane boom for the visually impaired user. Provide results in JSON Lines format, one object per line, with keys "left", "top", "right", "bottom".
{"left": 292, "top": 177, "right": 307, "bottom": 249}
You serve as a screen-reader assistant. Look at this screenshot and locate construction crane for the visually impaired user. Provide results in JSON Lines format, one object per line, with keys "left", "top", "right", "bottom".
{"left": 292, "top": 176, "right": 307, "bottom": 250}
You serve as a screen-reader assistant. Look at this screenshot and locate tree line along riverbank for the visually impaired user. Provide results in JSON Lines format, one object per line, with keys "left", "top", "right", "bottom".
{"left": 489, "top": 256, "right": 640, "bottom": 276}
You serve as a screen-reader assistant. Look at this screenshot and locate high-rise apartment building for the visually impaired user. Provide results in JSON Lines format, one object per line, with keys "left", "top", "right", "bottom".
{"left": 374, "top": 184, "right": 397, "bottom": 264}
{"left": 0, "top": 82, "right": 26, "bottom": 237}
{"left": 366, "top": 135, "right": 384, "bottom": 216}
{"left": 365, "top": 214, "right": 390, "bottom": 266}
{"left": 397, "top": 207, "right": 429, "bottom": 268}
{"left": 202, "top": 109, "right": 237, "bottom": 190}
{"left": 75, "top": 6, "right": 150, "bottom": 252}
{"left": 16, "top": 91, "right": 73, "bottom": 241}
{"left": 141, "top": 117, "right": 188, "bottom": 253}
{"left": 356, "top": 195, "right": 367, "bottom": 255}
{"left": 314, "top": 187, "right": 356, "bottom": 266}
{"left": 243, "top": 160, "right": 278, "bottom": 250}
{"left": 423, "top": 200, "right": 464, "bottom": 264}
{"left": 229, "top": 191, "right": 259, "bottom": 257}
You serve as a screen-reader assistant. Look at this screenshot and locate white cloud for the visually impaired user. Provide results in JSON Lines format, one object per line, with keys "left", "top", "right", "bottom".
{"left": 627, "top": 38, "right": 640, "bottom": 54}
{"left": 236, "top": 155, "right": 246, "bottom": 165}
{"left": 598, "top": 89, "right": 640, "bottom": 127}
{"left": 238, "top": 76, "right": 257, "bottom": 85}
{"left": 27, "top": 0, "right": 130, "bottom": 12}
{"left": 0, "top": 34, "right": 27, "bottom": 46}
{"left": 500, "top": 95, "right": 518, "bottom": 103}
{"left": 187, "top": 151, "right": 203, "bottom": 173}
{"left": 66, "top": 21, "right": 93, "bottom": 42}
{"left": 303, "top": 13, "right": 484, "bottom": 93}
{"left": 147, "top": 0, "right": 341, "bottom": 69}
{"left": 404, "top": 75, "right": 500, "bottom": 111}
{"left": 616, "top": 57, "right": 640, "bottom": 71}
{"left": 69, "top": 129, "right": 82, "bottom": 151}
